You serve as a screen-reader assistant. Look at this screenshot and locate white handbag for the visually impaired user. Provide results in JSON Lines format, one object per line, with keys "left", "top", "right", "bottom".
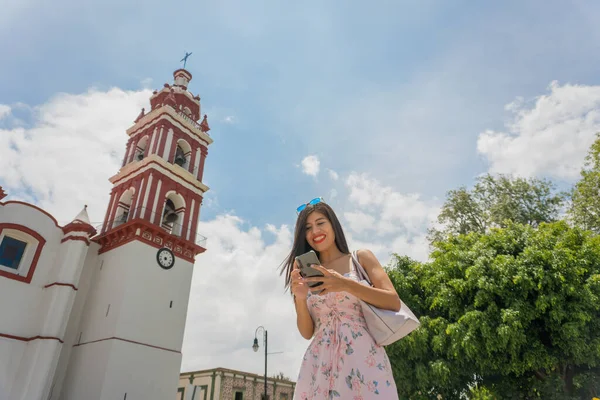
{"left": 351, "top": 251, "right": 420, "bottom": 346}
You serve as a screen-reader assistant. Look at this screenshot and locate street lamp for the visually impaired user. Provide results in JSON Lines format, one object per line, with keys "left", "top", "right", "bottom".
{"left": 253, "top": 326, "right": 268, "bottom": 400}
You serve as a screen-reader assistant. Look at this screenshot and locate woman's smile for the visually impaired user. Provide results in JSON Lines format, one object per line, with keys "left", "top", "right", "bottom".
{"left": 312, "top": 234, "right": 326, "bottom": 244}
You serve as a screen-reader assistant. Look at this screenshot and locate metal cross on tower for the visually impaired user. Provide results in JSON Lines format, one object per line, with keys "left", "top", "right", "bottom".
{"left": 180, "top": 52, "right": 192, "bottom": 69}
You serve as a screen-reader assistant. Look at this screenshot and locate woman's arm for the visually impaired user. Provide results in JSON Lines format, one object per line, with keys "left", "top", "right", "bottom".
{"left": 294, "top": 295, "right": 315, "bottom": 339}
{"left": 290, "top": 265, "right": 315, "bottom": 339}
{"left": 344, "top": 249, "right": 401, "bottom": 311}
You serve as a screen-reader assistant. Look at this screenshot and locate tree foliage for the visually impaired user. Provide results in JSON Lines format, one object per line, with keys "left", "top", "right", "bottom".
{"left": 570, "top": 133, "right": 600, "bottom": 233}
{"left": 429, "top": 174, "right": 567, "bottom": 242}
{"left": 386, "top": 222, "right": 600, "bottom": 399}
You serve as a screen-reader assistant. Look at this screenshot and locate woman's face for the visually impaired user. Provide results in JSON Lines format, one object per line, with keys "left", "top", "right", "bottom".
{"left": 305, "top": 211, "right": 335, "bottom": 252}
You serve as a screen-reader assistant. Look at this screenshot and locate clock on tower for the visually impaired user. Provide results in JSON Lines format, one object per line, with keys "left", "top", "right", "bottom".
{"left": 157, "top": 247, "right": 175, "bottom": 269}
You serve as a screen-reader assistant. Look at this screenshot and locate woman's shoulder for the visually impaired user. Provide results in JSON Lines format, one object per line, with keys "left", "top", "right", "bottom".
{"left": 354, "top": 248, "right": 377, "bottom": 264}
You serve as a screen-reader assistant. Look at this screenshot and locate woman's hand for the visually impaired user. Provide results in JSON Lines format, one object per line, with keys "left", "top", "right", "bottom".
{"left": 291, "top": 261, "right": 309, "bottom": 301}
{"left": 304, "top": 265, "right": 350, "bottom": 295}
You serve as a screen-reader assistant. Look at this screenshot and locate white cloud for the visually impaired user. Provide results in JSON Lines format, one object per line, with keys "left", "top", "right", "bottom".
{"left": 343, "top": 211, "right": 376, "bottom": 234}
{"left": 300, "top": 155, "right": 320, "bottom": 177}
{"left": 478, "top": 81, "right": 600, "bottom": 180}
{"left": 223, "top": 115, "right": 237, "bottom": 124}
{"left": 0, "top": 104, "right": 10, "bottom": 120}
{"left": 345, "top": 173, "right": 439, "bottom": 236}
{"left": 327, "top": 169, "right": 339, "bottom": 181}
{"left": 389, "top": 234, "right": 431, "bottom": 264}
{"left": 0, "top": 88, "right": 152, "bottom": 224}
{"left": 338, "top": 173, "right": 440, "bottom": 263}
{"left": 328, "top": 188, "right": 338, "bottom": 202}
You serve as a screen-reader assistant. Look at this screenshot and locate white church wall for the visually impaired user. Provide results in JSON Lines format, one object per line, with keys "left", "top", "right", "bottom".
{"left": 0, "top": 201, "right": 96, "bottom": 400}
{"left": 62, "top": 333, "right": 182, "bottom": 400}
{"left": 38, "top": 288, "right": 76, "bottom": 339}
{"left": 51, "top": 238, "right": 90, "bottom": 286}
{"left": 60, "top": 240, "right": 194, "bottom": 398}
{"left": 100, "top": 340, "right": 182, "bottom": 400}
{"left": 75, "top": 240, "right": 194, "bottom": 350}
{"left": 59, "top": 340, "right": 112, "bottom": 400}
{"left": 0, "top": 278, "right": 44, "bottom": 337}
{"left": 74, "top": 247, "right": 129, "bottom": 344}
{"left": 0, "top": 202, "right": 64, "bottom": 399}
{"left": 113, "top": 241, "right": 194, "bottom": 350}
{"left": 50, "top": 243, "right": 100, "bottom": 400}
{"left": 0, "top": 337, "right": 26, "bottom": 398}
{"left": 11, "top": 339, "right": 62, "bottom": 400}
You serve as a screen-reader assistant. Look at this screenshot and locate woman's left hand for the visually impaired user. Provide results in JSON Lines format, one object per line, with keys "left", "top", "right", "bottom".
{"left": 304, "top": 265, "right": 350, "bottom": 295}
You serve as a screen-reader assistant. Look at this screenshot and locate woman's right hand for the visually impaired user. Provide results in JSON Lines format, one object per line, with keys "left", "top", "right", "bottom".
{"left": 291, "top": 261, "right": 309, "bottom": 301}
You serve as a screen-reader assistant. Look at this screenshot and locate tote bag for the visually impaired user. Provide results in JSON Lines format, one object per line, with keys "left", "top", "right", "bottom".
{"left": 351, "top": 251, "right": 420, "bottom": 346}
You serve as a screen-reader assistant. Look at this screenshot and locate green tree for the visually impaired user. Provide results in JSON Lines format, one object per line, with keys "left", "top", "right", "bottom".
{"left": 387, "top": 222, "right": 600, "bottom": 399}
{"left": 429, "top": 174, "right": 567, "bottom": 242}
{"left": 570, "top": 133, "right": 600, "bottom": 233}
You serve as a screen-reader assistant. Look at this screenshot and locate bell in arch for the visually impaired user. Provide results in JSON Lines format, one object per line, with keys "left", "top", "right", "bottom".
{"left": 174, "top": 146, "right": 186, "bottom": 167}
{"left": 162, "top": 199, "right": 179, "bottom": 224}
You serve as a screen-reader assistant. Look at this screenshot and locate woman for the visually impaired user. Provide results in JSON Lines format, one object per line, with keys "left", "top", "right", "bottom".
{"left": 281, "top": 198, "right": 401, "bottom": 399}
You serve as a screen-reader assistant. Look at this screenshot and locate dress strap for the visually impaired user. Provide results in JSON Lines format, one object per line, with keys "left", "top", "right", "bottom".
{"left": 349, "top": 251, "right": 357, "bottom": 273}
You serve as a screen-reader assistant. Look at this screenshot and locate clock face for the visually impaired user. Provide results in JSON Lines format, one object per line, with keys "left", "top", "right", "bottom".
{"left": 157, "top": 248, "right": 175, "bottom": 270}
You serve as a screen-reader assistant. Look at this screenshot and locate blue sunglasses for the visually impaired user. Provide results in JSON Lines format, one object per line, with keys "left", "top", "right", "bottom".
{"left": 296, "top": 197, "right": 324, "bottom": 214}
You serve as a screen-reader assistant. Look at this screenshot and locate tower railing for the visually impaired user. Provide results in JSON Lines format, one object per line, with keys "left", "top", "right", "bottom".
{"left": 140, "top": 102, "right": 210, "bottom": 135}
{"left": 166, "top": 104, "right": 207, "bottom": 133}
{"left": 95, "top": 206, "right": 207, "bottom": 248}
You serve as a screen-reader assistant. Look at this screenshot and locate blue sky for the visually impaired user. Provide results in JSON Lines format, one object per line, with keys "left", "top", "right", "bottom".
{"left": 4, "top": 0, "right": 600, "bottom": 229}
{"left": 3, "top": 0, "right": 600, "bottom": 379}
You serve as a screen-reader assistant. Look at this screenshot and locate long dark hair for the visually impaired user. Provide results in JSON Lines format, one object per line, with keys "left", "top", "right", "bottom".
{"left": 279, "top": 201, "right": 350, "bottom": 291}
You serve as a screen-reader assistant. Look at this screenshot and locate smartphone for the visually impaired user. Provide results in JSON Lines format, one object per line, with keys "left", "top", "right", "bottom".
{"left": 295, "top": 250, "right": 324, "bottom": 290}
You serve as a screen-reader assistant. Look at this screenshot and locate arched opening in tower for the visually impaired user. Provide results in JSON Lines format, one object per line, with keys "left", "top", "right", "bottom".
{"left": 174, "top": 139, "right": 192, "bottom": 171}
{"left": 161, "top": 193, "right": 186, "bottom": 236}
{"left": 134, "top": 135, "right": 150, "bottom": 161}
{"left": 113, "top": 188, "right": 135, "bottom": 227}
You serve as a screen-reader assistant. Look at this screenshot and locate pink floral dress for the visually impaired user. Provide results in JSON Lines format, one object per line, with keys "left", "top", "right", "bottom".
{"left": 293, "top": 264, "right": 399, "bottom": 400}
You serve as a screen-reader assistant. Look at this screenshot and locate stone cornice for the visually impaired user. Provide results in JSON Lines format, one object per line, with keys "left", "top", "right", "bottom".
{"left": 109, "top": 155, "right": 209, "bottom": 195}
{"left": 95, "top": 218, "right": 205, "bottom": 262}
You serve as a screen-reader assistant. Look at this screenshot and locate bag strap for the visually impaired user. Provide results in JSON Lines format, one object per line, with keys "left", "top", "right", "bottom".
{"left": 351, "top": 250, "right": 372, "bottom": 286}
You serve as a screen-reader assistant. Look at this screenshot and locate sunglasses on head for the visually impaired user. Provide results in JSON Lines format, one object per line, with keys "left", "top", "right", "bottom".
{"left": 296, "top": 197, "right": 324, "bottom": 214}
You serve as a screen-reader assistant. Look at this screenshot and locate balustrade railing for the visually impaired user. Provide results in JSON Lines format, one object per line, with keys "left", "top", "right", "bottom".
{"left": 163, "top": 104, "right": 211, "bottom": 135}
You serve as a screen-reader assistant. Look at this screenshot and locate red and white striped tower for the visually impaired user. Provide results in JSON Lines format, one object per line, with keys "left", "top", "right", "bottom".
{"left": 60, "top": 67, "right": 213, "bottom": 400}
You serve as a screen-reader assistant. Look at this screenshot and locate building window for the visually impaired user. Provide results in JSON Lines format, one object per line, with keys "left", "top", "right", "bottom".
{"left": 280, "top": 395, "right": 288, "bottom": 400}
{"left": 0, "top": 235, "right": 27, "bottom": 269}
{"left": 234, "top": 392, "right": 244, "bottom": 400}
{"left": 0, "top": 224, "right": 45, "bottom": 284}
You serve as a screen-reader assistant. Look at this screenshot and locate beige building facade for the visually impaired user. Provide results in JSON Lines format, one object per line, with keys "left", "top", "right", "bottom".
{"left": 178, "top": 368, "right": 295, "bottom": 400}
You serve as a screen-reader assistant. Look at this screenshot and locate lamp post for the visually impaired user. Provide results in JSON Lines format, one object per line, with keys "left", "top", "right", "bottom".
{"left": 252, "top": 326, "right": 268, "bottom": 400}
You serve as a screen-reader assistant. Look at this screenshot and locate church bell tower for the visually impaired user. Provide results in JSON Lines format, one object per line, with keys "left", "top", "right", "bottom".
{"left": 60, "top": 67, "right": 213, "bottom": 400}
